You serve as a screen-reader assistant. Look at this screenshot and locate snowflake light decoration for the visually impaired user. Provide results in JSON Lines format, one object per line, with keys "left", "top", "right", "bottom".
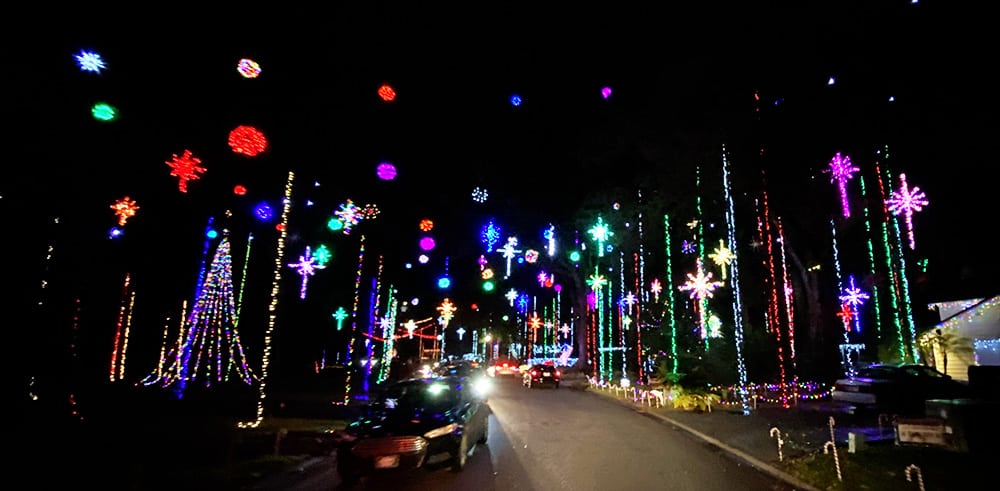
{"left": 334, "top": 199, "right": 362, "bottom": 234}
{"left": 587, "top": 272, "right": 608, "bottom": 292}
{"left": 237, "top": 58, "right": 261, "bottom": 78}
{"left": 708, "top": 239, "right": 736, "bottom": 279}
{"left": 361, "top": 203, "right": 380, "bottom": 220}
{"left": 823, "top": 152, "right": 860, "bottom": 218}
{"left": 313, "top": 244, "right": 332, "bottom": 266}
{"left": 588, "top": 215, "right": 613, "bottom": 257}
{"left": 839, "top": 275, "right": 870, "bottom": 333}
{"left": 679, "top": 258, "right": 724, "bottom": 301}
{"left": 681, "top": 240, "right": 696, "bottom": 254}
{"left": 75, "top": 50, "right": 106, "bottom": 73}
{"left": 288, "top": 246, "right": 325, "bottom": 299}
{"left": 650, "top": 278, "right": 662, "bottom": 301}
{"left": 622, "top": 292, "right": 638, "bottom": 309}
{"left": 165, "top": 149, "right": 206, "bottom": 193}
{"left": 436, "top": 298, "right": 457, "bottom": 327}
{"left": 228, "top": 126, "right": 268, "bottom": 156}
{"left": 885, "top": 173, "right": 928, "bottom": 250}
{"left": 111, "top": 196, "right": 139, "bottom": 226}
{"left": 481, "top": 219, "right": 501, "bottom": 253}
{"left": 472, "top": 187, "right": 488, "bottom": 203}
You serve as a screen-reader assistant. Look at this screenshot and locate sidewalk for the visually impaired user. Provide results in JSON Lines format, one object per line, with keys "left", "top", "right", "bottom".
{"left": 583, "top": 381, "right": 992, "bottom": 491}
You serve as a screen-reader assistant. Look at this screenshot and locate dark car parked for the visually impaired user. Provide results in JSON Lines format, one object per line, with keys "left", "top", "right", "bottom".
{"left": 831, "top": 363, "right": 971, "bottom": 414}
{"left": 335, "top": 376, "right": 490, "bottom": 482}
{"left": 522, "top": 363, "right": 561, "bottom": 388}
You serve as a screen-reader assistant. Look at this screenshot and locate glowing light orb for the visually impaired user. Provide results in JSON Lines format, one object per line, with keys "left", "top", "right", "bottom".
{"left": 419, "top": 236, "right": 436, "bottom": 251}
{"left": 482, "top": 280, "right": 495, "bottom": 292}
{"left": 109, "top": 226, "right": 124, "bottom": 239}
{"left": 569, "top": 250, "right": 581, "bottom": 262}
{"left": 327, "top": 217, "right": 344, "bottom": 232}
{"left": 524, "top": 250, "right": 539, "bottom": 263}
{"left": 228, "top": 126, "right": 268, "bottom": 156}
{"left": 378, "top": 84, "right": 396, "bottom": 102}
{"left": 237, "top": 58, "right": 261, "bottom": 78}
{"left": 601, "top": 86, "right": 612, "bottom": 99}
{"left": 110, "top": 196, "right": 139, "bottom": 226}
{"left": 75, "top": 50, "right": 106, "bottom": 73}
{"left": 472, "top": 187, "right": 488, "bottom": 203}
{"left": 254, "top": 202, "right": 274, "bottom": 221}
{"left": 419, "top": 219, "right": 434, "bottom": 232}
{"left": 234, "top": 185, "right": 247, "bottom": 195}
{"left": 206, "top": 229, "right": 218, "bottom": 239}
{"left": 418, "top": 254, "right": 429, "bottom": 264}
{"left": 91, "top": 102, "right": 117, "bottom": 121}
{"left": 376, "top": 162, "right": 397, "bottom": 180}
{"left": 438, "top": 277, "right": 451, "bottom": 289}
{"left": 276, "top": 223, "right": 286, "bottom": 232}
{"left": 510, "top": 94, "right": 522, "bottom": 106}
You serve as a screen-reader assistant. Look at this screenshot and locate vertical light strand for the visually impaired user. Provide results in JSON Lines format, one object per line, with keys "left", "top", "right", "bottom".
{"left": 364, "top": 254, "right": 384, "bottom": 393}
{"left": 68, "top": 297, "right": 83, "bottom": 420}
{"left": 721, "top": 146, "right": 749, "bottom": 413}
{"left": 344, "top": 234, "right": 366, "bottom": 405}
{"left": 776, "top": 218, "right": 797, "bottom": 402}
{"left": 664, "top": 214, "right": 678, "bottom": 374}
{"left": 195, "top": 217, "right": 215, "bottom": 298}
{"left": 633, "top": 251, "right": 644, "bottom": 382}
{"left": 378, "top": 289, "right": 397, "bottom": 383}
{"left": 875, "top": 162, "right": 907, "bottom": 361}
{"left": 235, "top": 233, "right": 254, "bottom": 326}
{"left": 859, "top": 173, "right": 884, "bottom": 340}
{"left": 761, "top": 174, "right": 786, "bottom": 405}
{"left": 240, "top": 170, "right": 293, "bottom": 428}
{"left": 110, "top": 273, "right": 131, "bottom": 382}
{"left": 889, "top": 209, "right": 920, "bottom": 363}
{"left": 619, "top": 250, "right": 627, "bottom": 378}
{"left": 119, "top": 290, "right": 136, "bottom": 381}
{"left": 695, "top": 165, "right": 709, "bottom": 350}
{"left": 155, "top": 314, "right": 171, "bottom": 380}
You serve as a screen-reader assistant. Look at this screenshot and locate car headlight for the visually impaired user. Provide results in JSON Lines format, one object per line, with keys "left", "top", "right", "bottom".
{"left": 474, "top": 377, "right": 492, "bottom": 396}
{"left": 424, "top": 423, "right": 458, "bottom": 439}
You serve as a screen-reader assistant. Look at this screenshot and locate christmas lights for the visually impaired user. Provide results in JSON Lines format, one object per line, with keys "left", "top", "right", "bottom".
{"left": 721, "top": 146, "right": 750, "bottom": 413}
{"left": 91, "top": 102, "right": 117, "bottom": 121}
{"left": 886, "top": 173, "right": 928, "bottom": 250}
{"left": 165, "top": 149, "right": 205, "bottom": 193}
{"left": 496, "top": 236, "right": 522, "bottom": 279}
{"left": 377, "top": 162, "right": 397, "bottom": 180}
{"left": 378, "top": 84, "right": 396, "bottom": 101}
{"left": 237, "top": 58, "right": 261, "bottom": 78}
{"left": 588, "top": 216, "right": 612, "bottom": 257}
{"left": 824, "top": 152, "right": 860, "bottom": 218}
{"left": 228, "top": 126, "right": 268, "bottom": 157}
{"left": 75, "top": 50, "right": 105, "bottom": 73}
{"left": 288, "top": 246, "right": 325, "bottom": 299}
{"left": 110, "top": 196, "right": 139, "bottom": 226}
{"left": 334, "top": 199, "right": 362, "bottom": 234}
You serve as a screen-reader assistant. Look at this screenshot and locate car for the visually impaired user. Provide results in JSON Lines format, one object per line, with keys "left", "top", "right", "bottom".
{"left": 334, "top": 376, "right": 490, "bottom": 482}
{"left": 523, "top": 363, "right": 561, "bottom": 388}
{"left": 831, "top": 363, "right": 971, "bottom": 414}
{"left": 487, "top": 358, "right": 520, "bottom": 377}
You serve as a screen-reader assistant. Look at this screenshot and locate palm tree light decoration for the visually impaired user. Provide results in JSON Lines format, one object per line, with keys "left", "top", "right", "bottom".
{"left": 679, "top": 257, "right": 724, "bottom": 344}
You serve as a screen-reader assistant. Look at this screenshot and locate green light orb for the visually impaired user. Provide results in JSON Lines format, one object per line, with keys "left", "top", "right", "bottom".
{"left": 482, "top": 280, "right": 495, "bottom": 292}
{"left": 327, "top": 217, "right": 344, "bottom": 231}
{"left": 569, "top": 250, "right": 581, "bottom": 262}
{"left": 91, "top": 102, "right": 117, "bottom": 121}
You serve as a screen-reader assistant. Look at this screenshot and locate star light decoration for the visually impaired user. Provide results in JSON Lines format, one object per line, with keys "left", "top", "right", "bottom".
{"left": 237, "top": 58, "right": 261, "bottom": 78}
{"left": 885, "top": 173, "right": 928, "bottom": 250}
{"left": 588, "top": 215, "right": 613, "bottom": 257}
{"left": 313, "top": 244, "right": 332, "bottom": 266}
{"left": 708, "top": 239, "right": 736, "bottom": 279}
{"left": 111, "top": 196, "right": 139, "bottom": 226}
{"left": 481, "top": 219, "right": 501, "bottom": 253}
{"left": 587, "top": 271, "right": 608, "bottom": 292}
{"left": 496, "top": 236, "right": 522, "bottom": 279}
{"left": 403, "top": 319, "right": 418, "bottom": 338}
{"left": 505, "top": 288, "right": 519, "bottom": 307}
{"left": 650, "top": 278, "right": 663, "bottom": 301}
{"left": 165, "top": 149, "right": 206, "bottom": 193}
{"left": 75, "top": 50, "right": 106, "bottom": 73}
{"left": 559, "top": 324, "right": 571, "bottom": 337}
{"left": 529, "top": 314, "right": 542, "bottom": 342}
{"left": 437, "top": 298, "right": 457, "bottom": 328}
{"left": 333, "top": 199, "right": 362, "bottom": 234}
{"left": 838, "top": 275, "right": 870, "bottom": 333}
{"left": 823, "top": 152, "right": 860, "bottom": 218}
{"left": 332, "top": 307, "right": 348, "bottom": 331}
{"left": 679, "top": 258, "right": 724, "bottom": 339}
{"left": 622, "top": 292, "right": 638, "bottom": 310}
{"left": 472, "top": 187, "right": 488, "bottom": 203}
{"left": 288, "top": 246, "right": 325, "bottom": 299}
{"left": 681, "top": 240, "right": 696, "bottom": 254}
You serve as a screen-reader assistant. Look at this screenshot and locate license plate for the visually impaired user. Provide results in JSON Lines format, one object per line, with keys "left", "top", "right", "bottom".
{"left": 375, "top": 455, "right": 399, "bottom": 469}
{"left": 543, "top": 373, "right": 551, "bottom": 377}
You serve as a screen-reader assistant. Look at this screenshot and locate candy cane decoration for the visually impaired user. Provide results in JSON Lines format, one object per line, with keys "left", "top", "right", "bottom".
{"left": 770, "top": 427, "right": 784, "bottom": 462}
{"left": 824, "top": 417, "right": 843, "bottom": 481}
{"left": 905, "top": 464, "right": 924, "bottom": 491}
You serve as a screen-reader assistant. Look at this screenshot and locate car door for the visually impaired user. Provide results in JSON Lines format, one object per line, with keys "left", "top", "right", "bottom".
{"left": 459, "top": 379, "right": 486, "bottom": 441}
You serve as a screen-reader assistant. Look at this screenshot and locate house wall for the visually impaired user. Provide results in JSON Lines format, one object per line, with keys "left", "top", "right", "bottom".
{"left": 931, "top": 344, "right": 977, "bottom": 381}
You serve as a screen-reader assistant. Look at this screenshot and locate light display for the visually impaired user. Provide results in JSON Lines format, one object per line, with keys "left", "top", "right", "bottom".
{"left": 859, "top": 171, "right": 886, "bottom": 338}
{"left": 481, "top": 219, "right": 501, "bottom": 253}
{"left": 165, "top": 149, "right": 206, "bottom": 193}
{"left": 681, "top": 240, "right": 695, "bottom": 254}
{"left": 234, "top": 185, "right": 247, "bottom": 195}
{"left": 496, "top": 236, "right": 522, "bottom": 278}
{"left": 650, "top": 278, "right": 662, "bottom": 301}
{"left": 110, "top": 196, "right": 139, "bottom": 226}
{"left": 707, "top": 239, "right": 735, "bottom": 279}
{"left": 288, "top": 246, "right": 325, "bottom": 299}
{"left": 524, "top": 249, "right": 539, "bottom": 263}
{"left": 361, "top": 203, "right": 380, "bottom": 220}
{"left": 679, "top": 257, "right": 723, "bottom": 340}
{"left": 313, "top": 244, "right": 332, "bottom": 266}
{"left": 505, "top": 288, "right": 518, "bottom": 306}
{"left": 472, "top": 187, "right": 488, "bottom": 203}
{"left": 334, "top": 199, "right": 362, "bottom": 234}
{"left": 91, "top": 102, "right": 117, "bottom": 121}
{"left": 378, "top": 84, "right": 396, "bottom": 102}
{"left": 237, "top": 58, "right": 261, "bottom": 78}
{"left": 75, "top": 50, "right": 106, "bottom": 73}
{"left": 839, "top": 275, "right": 870, "bottom": 333}
{"left": 419, "top": 219, "right": 434, "bottom": 232}
{"left": 544, "top": 224, "right": 556, "bottom": 256}
{"left": 109, "top": 273, "right": 132, "bottom": 382}
{"left": 722, "top": 146, "right": 749, "bottom": 414}
{"left": 601, "top": 86, "right": 612, "bottom": 99}
{"left": 240, "top": 171, "right": 294, "bottom": 428}
{"left": 588, "top": 215, "right": 613, "bottom": 257}
{"left": 332, "top": 306, "right": 348, "bottom": 331}
{"left": 510, "top": 94, "right": 522, "bottom": 106}
{"left": 437, "top": 298, "right": 457, "bottom": 327}
{"left": 228, "top": 126, "right": 268, "bottom": 157}
{"left": 419, "top": 236, "right": 435, "bottom": 251}
{"left": 254, "top": 202, "right": 273, "bottom": 221}
{"left": 377, "top": 162, "right": 397, "bottom": 180}
{"left": 824, "top": 152, "right": 860, "bottom": 218}
{"left": 344, "top": 234, "right": 367, "bottom": 404}
{"left": 885, "top": 173, "right": 928, "bottom": 250}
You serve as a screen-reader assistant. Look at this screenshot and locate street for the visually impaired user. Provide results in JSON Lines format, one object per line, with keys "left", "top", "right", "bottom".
{"left": 268, "top": 376, "right": 793, "bottom": 490}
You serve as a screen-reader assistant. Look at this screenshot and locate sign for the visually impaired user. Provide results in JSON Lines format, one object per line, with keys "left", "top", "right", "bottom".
{"left": 895, "top": 418, "right": 952, "bottom": 448}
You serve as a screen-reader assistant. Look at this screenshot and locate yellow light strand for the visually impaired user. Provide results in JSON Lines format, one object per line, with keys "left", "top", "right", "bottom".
{"left": 240, "top": 171, "right": 294, "bottom": 429}
{"left": 119, "top": 291, "right": 136, "bottom": 381}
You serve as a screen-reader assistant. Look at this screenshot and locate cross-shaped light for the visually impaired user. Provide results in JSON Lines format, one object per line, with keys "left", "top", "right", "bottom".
{"left": 288, "top": 246, "right": 325, "bottom": 299}
{"left": 505, "top": 288, "right": 518, "bottom": 306}
{"left": 332, "top": 307, "right": 348, "bottom": 331}
{"left": 496, "top": 237, "right": 522, "bottom": 278}
{"left": 404, "top": 319, "right": 418, "bottom": 338}
{"left": 456, "top": 327, "right": 466, "bottom": 340}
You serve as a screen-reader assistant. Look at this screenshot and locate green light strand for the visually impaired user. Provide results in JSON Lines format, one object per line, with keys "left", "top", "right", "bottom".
{"left": 859, "top": 175, "right": 883, "bottom": 340}
{"left": 664, "top": 214, "right": 678, "bottom": 374}
{"left": 890, "top": 215, "right": 919, "bottom": 363}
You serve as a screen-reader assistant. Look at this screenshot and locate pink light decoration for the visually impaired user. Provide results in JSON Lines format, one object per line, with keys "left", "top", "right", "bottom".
{"left": 601, "top": 86, "right": 612, "bottom": 99}
{"left": 419, "top": 236, "right": 435, "bottom": 251}
{"left": 885, "top": 173, "right": 928, "bottom": 249}
{"left": 377, "top": 162, "right": 397, "bottom": 180}
{"left": 824, "top": 152, "right": 860, "bottom": 218}
{"left": 288, "top": 246, "right": 325, "bottom": 299}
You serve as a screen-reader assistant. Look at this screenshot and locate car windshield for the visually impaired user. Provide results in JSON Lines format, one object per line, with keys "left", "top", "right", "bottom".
{"left": 372, "top": 379, "right": 460, "bottom": 412}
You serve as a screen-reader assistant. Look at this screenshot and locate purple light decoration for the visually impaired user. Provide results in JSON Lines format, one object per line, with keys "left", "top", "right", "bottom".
{"left": 419, "top": 236, "right": 436, "bottom": 251}
{"left": 376, "top": 162, "right": 397, "bottom": 180}
{"left": 824, "top": 152, "right": 860, "bottom": 218}
{"left": 885, "top": 173, "right": 929, "bottom": 250}
{"left": 288, "top": 246, "right": 325, "bottom": 299}
{"left": 601, "top": 86, "right": 612, "bottom": 99}
{"left": 838, "top": 275, "right": 870, "bottom": 333}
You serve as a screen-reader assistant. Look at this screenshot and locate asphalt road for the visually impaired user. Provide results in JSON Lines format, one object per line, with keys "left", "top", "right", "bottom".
{"left": 270, "top": 376, "right": 794, "bottom": 491}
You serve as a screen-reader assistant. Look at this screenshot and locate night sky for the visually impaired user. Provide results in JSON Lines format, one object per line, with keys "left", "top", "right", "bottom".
{"left": 9, "top": 2, "right": 999, "bottom": 391}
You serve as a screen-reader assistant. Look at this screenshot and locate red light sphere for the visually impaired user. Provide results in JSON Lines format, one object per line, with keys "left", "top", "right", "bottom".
{"left": 233, "top": 185, "right": 247, "bottom": 195}
{"left": 228, "top": 125, "right": 268, "bottom": 157}
{"left": 378, "top": 84, "right": 396, "bottom": 102}
{"left": 419, "top": 219, "right": 434, "bottom": 232}
{"left": 275, "top": 223, "right": 286, "bottom": 232}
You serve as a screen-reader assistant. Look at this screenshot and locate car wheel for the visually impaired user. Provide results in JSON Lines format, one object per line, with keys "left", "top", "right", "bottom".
{"left": 452, "top": 433, "right": 469, "bottom": 472}
{"left": 478, "top": 417, "right": 489, "bottom": 444}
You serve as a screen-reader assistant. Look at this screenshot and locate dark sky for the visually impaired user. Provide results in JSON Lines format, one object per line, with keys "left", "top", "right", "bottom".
{"left": 8, "top": 2, "right": 999, "bottom": 383}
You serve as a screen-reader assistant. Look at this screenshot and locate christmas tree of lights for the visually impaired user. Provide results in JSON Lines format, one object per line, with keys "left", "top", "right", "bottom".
{"left": 152, "top": 234, "right": 256, "bottom": 390}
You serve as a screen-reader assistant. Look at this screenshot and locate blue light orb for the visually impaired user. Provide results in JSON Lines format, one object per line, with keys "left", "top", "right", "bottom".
{"left": 206, "top": 229, "right": 218, "bottom": 239}
{"left": 510, "top": 94, "right": 522, "bottom": 106}
{"left": 109, "top": 226, "right": 124, "bottom": 239}
{"left": 255, "top": 202, "right": 274, "bottom": 221}
{"left": 437, "top": 277, "right": 451, "bottom": 289}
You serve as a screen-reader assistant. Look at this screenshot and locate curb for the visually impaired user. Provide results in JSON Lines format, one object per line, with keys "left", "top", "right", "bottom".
{"left": 588, "top": 388, "right": 822, "bottom": 491}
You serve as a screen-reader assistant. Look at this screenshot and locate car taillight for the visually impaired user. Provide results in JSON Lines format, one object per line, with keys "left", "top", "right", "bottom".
{"left": 555, "top": 370, "right": 561, "bottom": 377}
{"left": 503, "top": 363, "right": 508, "bottom": 368}
{"left": 531, "top": 370, "right": 537, "bottom": 376}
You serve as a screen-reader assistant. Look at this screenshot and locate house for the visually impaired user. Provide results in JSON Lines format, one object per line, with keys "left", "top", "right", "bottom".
{"left": 919, "top": 296, "right": 999, "bottom": 381}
